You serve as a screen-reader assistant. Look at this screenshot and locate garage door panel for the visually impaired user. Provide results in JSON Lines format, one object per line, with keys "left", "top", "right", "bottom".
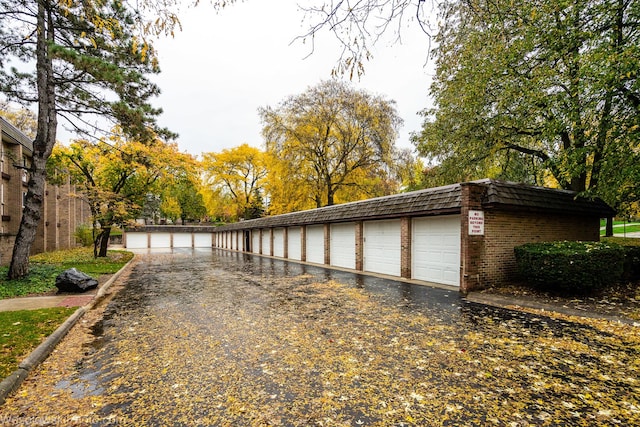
{"left": 194, "top": 233, "right": 212, "bottom": 248}
{"left": 288, "top": 227, "right": 301, "bottom": 261}
{"left": 173, "top": 233, "right": 192, "bottom": 248}
{"left": 252, "top": 232, "right": 260, "bottom": 254}
{"left": 126, "top": 232, "right": 148, "bottom": 249}
{"left": 412, "top": 216, "right": 460, "bottom": 287}
{"left": 306, "top": 225, "right": 324, "bottom": 264}
{"left": 150, "top": 232, "right": 171, "bottom": 248}
{"left": 262, "top": 230, "right": 270, "bottom": 255}
{"left": 364, "top": 220, "right": 401, "bottom": 276}
{"left": 273, "top": 229, "right": 285, "bottom": 258}
{"left": 330, "top": 223, "right": 355, "bottom": 269}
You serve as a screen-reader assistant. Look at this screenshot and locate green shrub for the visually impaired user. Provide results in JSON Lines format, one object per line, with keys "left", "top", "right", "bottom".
{"left": 74, "top": 224, "right": 94, "bottom": 247}
{"left": 514, "top": 241, "right": 625, "bottom": 292}
{"left": 602, "top": 237, "right": 640, "bottom": 280}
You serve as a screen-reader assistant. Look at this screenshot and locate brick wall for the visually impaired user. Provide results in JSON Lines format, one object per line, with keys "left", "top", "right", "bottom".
{"left": 0, "top": 171, "right": 88, "bottom": 265}
{"left": 400, "top": 217, "right": 411, "bottom": 279}
{"left": 478, "top": 210, "right": 599, "bottom": 289}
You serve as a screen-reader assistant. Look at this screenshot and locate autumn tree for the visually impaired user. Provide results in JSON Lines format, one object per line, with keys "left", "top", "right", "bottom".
{"left": 412, "top": 0, "right": 640, "bottom": 217}
{"left": 0, "top": 104, "right": 38, "bottom": 138}
{"left": 0, "top": 0, "right": 186, "bottom": 277}
{"left": 161, "top": 175, "right": 207, "bottom": 225}
{"left": 54, "top": 129, "right": 191, "bottom": 257}
{"left": 260, "top": 80, "right": 402, "bottom": 208}
{"left": 202, "top": 143, "right": 268, "bottom": 220}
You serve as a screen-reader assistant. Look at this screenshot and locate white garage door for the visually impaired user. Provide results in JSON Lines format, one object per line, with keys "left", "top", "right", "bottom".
{"left": 288, "top": 227, "right": 302, "bottom": 260}
{"left": 262, "top": 229, "right": 271, "bottom": 256}
{"left": 330, "top": 222, "right": 356, "bottom": 269}
{"left": 173, "top": 233, "right": 192, "bottom": 248}
{"left": 273, "top": 228, "right": 285, "bottom": 258}
{"left": 252, "top": 231, "right": 260, "bottom": 254}
{"left": 306, "top": 225, "right": 325, "bottom": 264}
{"left": 125, "top": 232, "right": 148, "bottom": 249}
{"left": 412, "top": 215, "right": 461, "bottom": 287}
{"left": 194, "top": 233, "right": 212, "bottom": 248}
{"left": 364, "top": 220, "right": 401, "bottom": 276}
{"left": 150, "top": 232, "right": 171, "bottom": 248}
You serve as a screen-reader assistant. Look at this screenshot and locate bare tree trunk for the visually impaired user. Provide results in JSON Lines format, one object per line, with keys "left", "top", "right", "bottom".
{"left": 98, "top": 226, "right": 111, "bottom": 257}
{"left": 8, "top": 0, "right": 57, "bottom": 279}
{"left": 605, "top": 217, "right": 614, "bottom": 238}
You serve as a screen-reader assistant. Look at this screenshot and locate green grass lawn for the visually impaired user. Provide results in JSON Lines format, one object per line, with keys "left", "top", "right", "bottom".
{"left": 0, "top": 248, "right": 133, "bottom": 299}
{"left": 600, "top": 221, "right": 640, "bottom": 235}
{"left": 0, "top": 307, "right": 77, "bottom": 378}
{"left": 0, "top": 247, "right": 133, "bottom": 380}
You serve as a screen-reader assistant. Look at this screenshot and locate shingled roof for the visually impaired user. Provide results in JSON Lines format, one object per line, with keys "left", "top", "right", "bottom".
{"left": 218, "top": 183, "right": 462, "bottom": 231}
{"left": 213, "top": 179, "right": 614, "bottom": 231}
{"left": 480, "top": 179, "right": 615, "bottom": 216}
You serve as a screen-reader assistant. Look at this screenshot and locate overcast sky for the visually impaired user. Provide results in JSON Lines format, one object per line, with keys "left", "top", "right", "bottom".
{"left": 151, "top": 0, "right": 436, "bottom": 156}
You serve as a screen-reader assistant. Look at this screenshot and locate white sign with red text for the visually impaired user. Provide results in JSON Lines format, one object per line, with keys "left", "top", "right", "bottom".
{"left": 468, "top": 210, "right": 485, "bottom": 235}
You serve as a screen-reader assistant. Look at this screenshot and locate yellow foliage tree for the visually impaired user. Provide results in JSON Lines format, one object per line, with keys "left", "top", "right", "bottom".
{"left": 202, "top": 143, "right": 268, "bottom": 221}
{"left": 53, "top": 128, "right": 195, "bottom": 256}
{"left": 260, "top": 80, "right": 403, "bottom": 209}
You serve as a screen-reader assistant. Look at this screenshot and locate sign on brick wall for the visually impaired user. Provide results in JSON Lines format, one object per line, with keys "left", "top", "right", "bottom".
{"left": 468, "top": 210, "right": 485, "bottom": 235}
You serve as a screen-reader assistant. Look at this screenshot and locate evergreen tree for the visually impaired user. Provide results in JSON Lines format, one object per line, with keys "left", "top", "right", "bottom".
{"left": 0, "top": 0, "right": 177, "bottom": 277}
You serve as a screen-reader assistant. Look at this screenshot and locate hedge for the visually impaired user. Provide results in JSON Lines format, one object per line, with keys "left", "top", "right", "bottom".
{"left": 514, "top": 241, "right": 625, "bottom": 292}
{"left": 603, "top": 237, "right": 640, "bottom": 280}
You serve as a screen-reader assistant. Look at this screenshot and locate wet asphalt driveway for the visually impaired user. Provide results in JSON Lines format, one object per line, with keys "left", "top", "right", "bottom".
{"left": 1, "top": 249, "right": 639, "bottom": 426}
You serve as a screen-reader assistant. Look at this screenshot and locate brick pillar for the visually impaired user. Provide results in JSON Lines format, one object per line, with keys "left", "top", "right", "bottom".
{"left": 269, "top": 228, "right": 274, "bottom": 256}
{"left": 400, "top": 217, "right": 411, "bottom": 279}
{"left": 355, "top": 221, "right": 363, "bottom": 271}
{"left": 259, "top": 229, "right": 263, "bottom": 254}
{"left": 301, "top": 226, "right": 307, "bottom": 262}
{"left": 324, "top": 223, "right": 330, "bottom": 265}
{"left": 460, "top": 183, "right": 486, "bottom": 293}
{"left": 283, "top": 227, "right": 289, "bottom": 258}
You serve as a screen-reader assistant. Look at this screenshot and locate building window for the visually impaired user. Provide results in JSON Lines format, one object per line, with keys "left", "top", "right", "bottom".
{"left": 21, "top": 156, "right": 29, "bottom": 184}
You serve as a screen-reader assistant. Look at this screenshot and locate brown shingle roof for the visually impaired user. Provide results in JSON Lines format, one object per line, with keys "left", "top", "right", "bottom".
{"left": 480, "top": 179, "right": 615, "bottom": 216}
{"left": 218, "top": 183, "right": 462, "bottom": 231}
{"left": 212, "top": 179, "right": 614, "bottom": 232}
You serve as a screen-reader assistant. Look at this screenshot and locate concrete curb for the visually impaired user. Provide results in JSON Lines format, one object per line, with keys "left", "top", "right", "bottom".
{"left": 0, "top": 255, "right": 136, "bottom": 405}
{"left": 466, "top": 292, "right": 639, "bottom": 326}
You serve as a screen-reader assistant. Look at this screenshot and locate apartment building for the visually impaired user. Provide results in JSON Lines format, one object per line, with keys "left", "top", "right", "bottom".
{"left": 0, "top": 116, "right": 89, "bottom": 265}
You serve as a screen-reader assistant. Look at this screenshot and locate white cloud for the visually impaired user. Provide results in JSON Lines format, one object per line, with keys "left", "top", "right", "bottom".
{"left": 150, "top": 0, "right": 435, "bottom": 155}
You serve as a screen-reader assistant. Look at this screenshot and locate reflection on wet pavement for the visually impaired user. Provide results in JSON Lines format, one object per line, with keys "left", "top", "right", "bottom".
{"left": 2, "top": 249, "right": 639, "bottom": 426}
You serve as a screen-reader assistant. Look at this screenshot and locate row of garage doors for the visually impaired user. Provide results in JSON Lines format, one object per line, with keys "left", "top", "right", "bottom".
{"left": 216, "top": 215, "right": 461, "bottom": 287}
